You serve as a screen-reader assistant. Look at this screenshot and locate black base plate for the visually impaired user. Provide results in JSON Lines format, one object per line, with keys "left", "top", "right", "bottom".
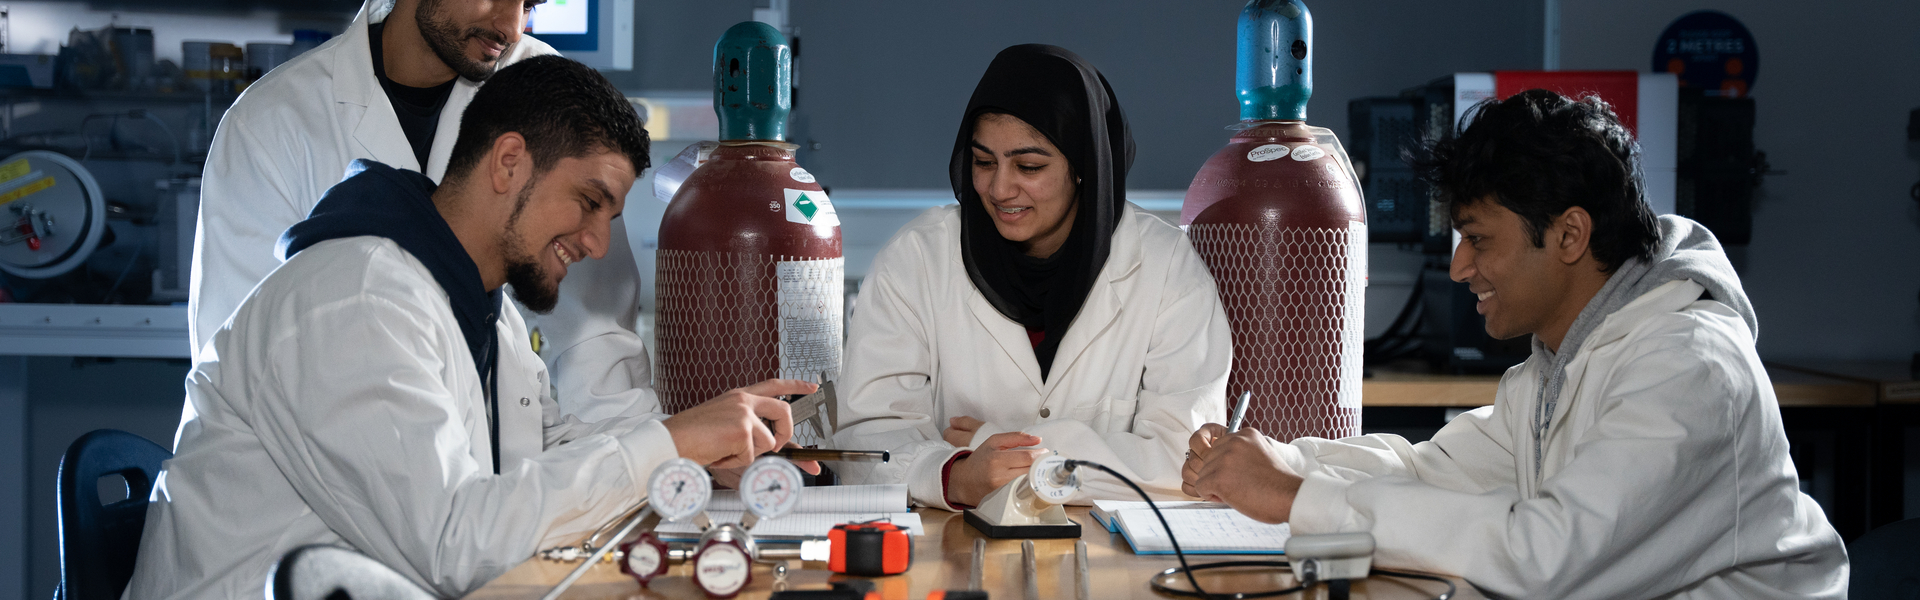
{"left": 963, "top": 510, "right": 1082, "bottom": 539}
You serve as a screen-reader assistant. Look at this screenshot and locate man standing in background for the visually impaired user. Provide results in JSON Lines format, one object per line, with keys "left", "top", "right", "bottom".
{"left": 190, "top": 0, "right": 657, "bottom": 421}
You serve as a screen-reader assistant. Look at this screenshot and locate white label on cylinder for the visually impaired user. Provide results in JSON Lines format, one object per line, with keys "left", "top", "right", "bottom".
{"left": 1339, "top": 220, "right": 1367, "bottom": 411}
{"left": 790, "top": 166, "right": 816, "bottom": 183}
{"left": 777, "top": 257, "right": 844, "bottom": 383}
{"left": 1247, "top": 144, "right": 1290, "bottom": 162}
{"left": 783, "top": 189, "right": 840, "bottom": 227}
{"left": 1291, "top": 145, "right": 1327, "bottom": 162}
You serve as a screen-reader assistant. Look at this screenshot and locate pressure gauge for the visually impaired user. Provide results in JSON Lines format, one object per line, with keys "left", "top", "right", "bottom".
{"left": 693, "top": 523, "right": 757, "bottom": 598}
{"left": 740, "top": 456, "right": 805, "bottom": 523}
{"left": 1030, "top": 453, "right": 1079, "bottom": 504}
{"left": 618, "top": 532, "right": 670, "bottom": 587}
{"left": 649, "top": 458, "right": 713, "bottom": 523}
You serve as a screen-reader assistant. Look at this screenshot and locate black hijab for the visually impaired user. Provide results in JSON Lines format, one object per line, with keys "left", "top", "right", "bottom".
{"left": 950, "top": 44, "right": 1135, "bottom": 380}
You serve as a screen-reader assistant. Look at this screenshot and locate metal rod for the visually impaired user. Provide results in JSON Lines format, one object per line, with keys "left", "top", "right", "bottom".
{"left": 970, "top": 538, "right": 985, "bottom": 590}
{"left": 1022, "top": 539, "right": 1039, "bottom": 600}
{"left": 541, "top": 501, "right": 651, "bottom": 600}
{"left": 1075, "top": 539, "right": 1090, "bottom": 600}
{"left": 1543, "top": 0, "right": 1561, "bottom": 70}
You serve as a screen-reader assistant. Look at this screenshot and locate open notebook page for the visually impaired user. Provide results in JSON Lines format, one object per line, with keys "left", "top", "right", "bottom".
{"left": 1114, "top": 508, "right": 1290, "bottom": 555}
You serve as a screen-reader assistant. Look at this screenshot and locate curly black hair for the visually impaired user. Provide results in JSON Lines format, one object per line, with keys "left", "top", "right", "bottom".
{"left": 444, "top": 55, "right": 651, "bottom": 186}
{"left": 1414, "top": 88, "right": 1657, "bottom": 273}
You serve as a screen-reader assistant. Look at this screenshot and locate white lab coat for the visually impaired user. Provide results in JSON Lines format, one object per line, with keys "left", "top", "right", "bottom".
{"left": 187, "top": 1, "right": 657, "bottom": 420}
{"left": 126, "top": 236, "right": 679, "bottom": 599}
{"left": 832, "top": 204, "right": 1231, "bottom": 509}
{"left": 1279, "top": 278, "right": 1848, "bottom": 598}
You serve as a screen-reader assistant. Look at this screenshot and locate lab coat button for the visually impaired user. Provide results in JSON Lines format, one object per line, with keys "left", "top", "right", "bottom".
{"left": 1039, "top": 408, "right": 1050, "bottom": 418}
{"left": 520, "top": 397, "right": 530, "bottom": 407}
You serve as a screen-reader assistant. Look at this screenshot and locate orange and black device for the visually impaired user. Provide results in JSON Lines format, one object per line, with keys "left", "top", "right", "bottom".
{"left": 828, "top": 521, "right": 913, "bottom": 576}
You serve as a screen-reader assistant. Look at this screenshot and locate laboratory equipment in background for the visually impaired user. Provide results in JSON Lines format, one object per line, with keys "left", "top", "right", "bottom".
{"left": 288, "top": 29, "right": 332, "bottom": 58}
{"left": 1349, "top": 67, "right": 1769, "bottom": 373}
{"left": 0, "top": 17, "right": 345, "bottom": 308}
{"left": 654, "top": 22, "right": 843, "bottom": 413}
{"left": 1909, "top": 107, "right": 1919, "bottom": 379}
{"left": 0, "top": 151, "right": 108, "bottom": 280}
{"left": 1181, "top": 0, "right": 1367, "bottom": 441}
{"left": 965, "top": 453, "right": 1082, "bottom": 539}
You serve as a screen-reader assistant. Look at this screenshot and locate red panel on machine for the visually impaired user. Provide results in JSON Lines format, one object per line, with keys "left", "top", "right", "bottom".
{"left": 1495, "top": 70, "right": 1641, "bottom": 134}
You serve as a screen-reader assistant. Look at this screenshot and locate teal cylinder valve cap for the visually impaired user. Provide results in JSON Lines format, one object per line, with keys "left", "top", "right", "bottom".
{"left": 713, "top": 21, "right": 792, "bottom": 142}
{"left": 1237, "top": 0, "right": 1312, "bottom": 121}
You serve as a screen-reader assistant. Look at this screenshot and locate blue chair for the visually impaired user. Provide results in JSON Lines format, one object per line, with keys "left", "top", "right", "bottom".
{"left": 267, "top": 545, "right": 439, "bottom": 600}
{"left": 1850, "top": 517, "right": 1920, "bottom": 599}
{"left": 55, "top": 429, "right": 170, "bottom": 600}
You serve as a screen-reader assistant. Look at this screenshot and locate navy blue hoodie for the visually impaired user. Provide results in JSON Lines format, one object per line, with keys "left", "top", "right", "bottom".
{"left": 277, "top": 159, "right": 505, "bottom": 467}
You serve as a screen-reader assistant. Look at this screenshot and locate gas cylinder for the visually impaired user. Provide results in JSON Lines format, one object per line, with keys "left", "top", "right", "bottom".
{"left": 655, "top": 22, "right": 843, "bottom": 414}
{"left": 1181, "top": 0, "right": 1367, "bottom": 441}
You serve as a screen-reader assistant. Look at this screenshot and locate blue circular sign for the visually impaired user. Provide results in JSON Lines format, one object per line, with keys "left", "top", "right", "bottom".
{"left": 1653, "top": 10, "right": 1759, "bottom": 97}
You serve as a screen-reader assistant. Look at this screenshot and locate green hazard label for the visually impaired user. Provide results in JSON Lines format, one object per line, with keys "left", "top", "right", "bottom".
{"left": 783, "top": 188, "right": 839, "bottom": 227}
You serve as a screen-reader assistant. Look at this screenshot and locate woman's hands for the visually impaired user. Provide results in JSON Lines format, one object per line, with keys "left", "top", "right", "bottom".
{"left": 943, "top": 416, "right": 986, "bottom": 447}
{"left": 946, "top": 431, "right": 1045, "bottom": 507}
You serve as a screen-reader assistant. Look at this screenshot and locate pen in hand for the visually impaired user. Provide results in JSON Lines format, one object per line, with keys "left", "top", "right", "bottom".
{"left": 1226, "top": 390, "right": 1252, "bottom": 433}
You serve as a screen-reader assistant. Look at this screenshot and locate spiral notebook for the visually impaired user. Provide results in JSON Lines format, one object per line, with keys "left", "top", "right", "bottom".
{"left": 1110, "top": 506, "right": 1291, "bottom": 555}
{"left": 652, "top": 484, "right": 922, "bottom": 541}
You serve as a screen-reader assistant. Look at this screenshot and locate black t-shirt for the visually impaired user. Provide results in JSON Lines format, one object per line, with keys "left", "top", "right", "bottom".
{"left": 369, "top": 23, "right": 458, "bottom": 169}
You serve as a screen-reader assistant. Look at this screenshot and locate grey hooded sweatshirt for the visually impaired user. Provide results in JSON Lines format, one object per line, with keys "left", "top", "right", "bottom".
{"left": 1278, "top": 216, "right": 1848, "bottom": 599}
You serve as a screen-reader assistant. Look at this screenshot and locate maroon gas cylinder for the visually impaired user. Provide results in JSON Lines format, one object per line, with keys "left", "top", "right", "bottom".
{"left": 654, "top": 22, "right": 841, "bottom": 413}
{"left": 654, "top": 142, "right": 842, "bottom": 413}
{"left": 1182, "top": 121, "right": 1367, "bottom": 441}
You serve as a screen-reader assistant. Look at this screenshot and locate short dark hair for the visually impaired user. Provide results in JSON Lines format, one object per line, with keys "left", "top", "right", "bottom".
{"left": 445, "top": 55, "right": 651, "bottom": 185}
{"left": 1415, "top": 88, "right": 1657, "bottom": 273}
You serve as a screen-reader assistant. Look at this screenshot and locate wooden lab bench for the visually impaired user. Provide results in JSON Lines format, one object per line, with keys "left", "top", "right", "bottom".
{"left": 468, "top": 506, "right": 1474, "bottom": 599}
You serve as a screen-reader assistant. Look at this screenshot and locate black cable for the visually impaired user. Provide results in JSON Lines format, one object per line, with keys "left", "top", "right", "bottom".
{"left": 1150, "top": 561, "right": 1302, "bottom": 599}
{"left": 1369, "top": 568, "right": 1456, "bottom": 599}
{"left": 1060, "top": 460, "right": 1219, "bottom": 597}
{"left": 1064, "top": 459, "right": 1454, "bottom": 600}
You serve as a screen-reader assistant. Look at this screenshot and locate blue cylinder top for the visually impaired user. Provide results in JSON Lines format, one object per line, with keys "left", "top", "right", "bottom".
{"left": 713, "top": 21, "right": 791, "bottom": 141}
{"left": 1237, "top": 0, "right": 1312, "bottom": 121}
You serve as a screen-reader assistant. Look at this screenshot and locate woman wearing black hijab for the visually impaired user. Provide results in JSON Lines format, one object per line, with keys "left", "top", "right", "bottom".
{"left": 832, "top": 45, "right": 1231, "bottom": 508}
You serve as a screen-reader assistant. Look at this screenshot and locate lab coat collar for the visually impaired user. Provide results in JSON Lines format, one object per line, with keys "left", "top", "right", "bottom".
{"left": 958, "top": 204, "right": 1146, "bottom": 395}
{"left": 335, "top": 7, "right": 423, "bottom": 173}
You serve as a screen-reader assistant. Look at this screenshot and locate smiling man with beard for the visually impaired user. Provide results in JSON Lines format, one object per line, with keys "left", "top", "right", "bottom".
{"left": 124, "top": 57, "right": 817, "bottom": 599}
{"left": 192, "top": 0, "right": 662, "bottom": 431}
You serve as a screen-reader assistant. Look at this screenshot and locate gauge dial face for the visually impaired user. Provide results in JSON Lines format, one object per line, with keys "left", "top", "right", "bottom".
{"left": 648, "top": 458, "right": 712, "bottom": 522}
{"left": 694, "top": 541, "right": 751, "bottom": 597}
{"left": 740, "top": 457, "right": 805, "bottom": 520}
{"left": 1030, "top": 454, "right": 1078, "bottom": 503}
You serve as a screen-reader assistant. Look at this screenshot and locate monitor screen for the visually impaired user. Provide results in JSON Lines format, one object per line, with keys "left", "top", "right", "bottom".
{"left": 530, "top": 0, "right": 591, "bottom": 36}
{"left": 524, "top": 0, "right": 629, "bottom": 69}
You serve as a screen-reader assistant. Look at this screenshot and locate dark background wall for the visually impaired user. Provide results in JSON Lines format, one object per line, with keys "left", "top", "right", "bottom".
{"left": 621, "top": 0, "right": 1545, "bottom": 192}
{"left": 1559, "top": 0, "right": 1920, "bottom": 361}
{"left": 619, "top": 0, "right": 1919, "bottom": 362}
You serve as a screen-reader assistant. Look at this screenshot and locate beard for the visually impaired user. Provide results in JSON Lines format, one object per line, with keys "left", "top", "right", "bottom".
{"left": 504, "top": 257, "right": 556, "bottom": 313}
{"left": 415, "top": 0, "right": 510, "bottom": 82}
{"left": 500, "top": 182, "right": 559, "bottom": 313}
